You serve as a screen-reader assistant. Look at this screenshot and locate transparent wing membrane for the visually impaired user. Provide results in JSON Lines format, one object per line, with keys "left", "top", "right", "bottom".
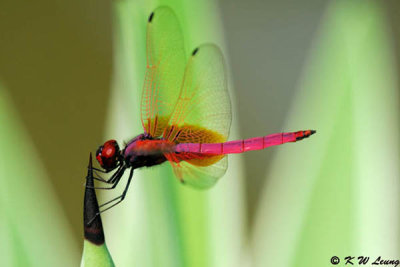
{"left": 164, "top": 44, "right": 232, "bottom": 188}
{"left": 166, "top": 154, "right": 228, "bottom": 189}
{"left": 141, "top": 6, "right": 186, "bottom": 137}
{"left": 164, "top": 44, "right": 231, "bottom": 143}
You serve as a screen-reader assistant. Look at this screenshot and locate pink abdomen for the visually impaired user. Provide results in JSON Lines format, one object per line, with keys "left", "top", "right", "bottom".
{"left": 174, "top": 130, "right": 316, "bottom": 155}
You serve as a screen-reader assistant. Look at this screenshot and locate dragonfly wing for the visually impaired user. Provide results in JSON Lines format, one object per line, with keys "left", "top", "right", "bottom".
{"left": 141, "top": 7, "right": 186, "bottom": 137}
{"left": 165, "top": 153, "right": 228, "bottom": 189}
{"left": 164, "top": 44, "right": 232, "bottom": 188}
{"left": 164, "top": 44, "right": 232, "bottom": 143}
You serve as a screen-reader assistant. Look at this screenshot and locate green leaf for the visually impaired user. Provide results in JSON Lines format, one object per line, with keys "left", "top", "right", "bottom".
{"left": 81, "top": 241, "right": 115, "bottom": 267}
{"left": 0, "top": 84, "right": 78, "bottom": 266}
{"left": 253, "top": 1, "right": 400, "bottom": 266}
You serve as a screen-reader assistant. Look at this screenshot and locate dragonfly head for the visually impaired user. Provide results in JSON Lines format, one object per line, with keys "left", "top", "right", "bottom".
{"left": 96, "top": 139, "right": 121, "bottom": 170}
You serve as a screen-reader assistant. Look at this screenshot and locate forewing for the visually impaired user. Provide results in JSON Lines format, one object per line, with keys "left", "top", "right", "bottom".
{"left": 164, "top": 44, "right": 232, "bottom": 144}
{"left": 141, "top": 7, "right": 186, "bottom": 137}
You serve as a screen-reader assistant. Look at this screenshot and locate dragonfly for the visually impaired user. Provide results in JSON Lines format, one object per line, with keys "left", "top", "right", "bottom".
{"left": 88, "top": 6, "right": 315, "bottom": 221}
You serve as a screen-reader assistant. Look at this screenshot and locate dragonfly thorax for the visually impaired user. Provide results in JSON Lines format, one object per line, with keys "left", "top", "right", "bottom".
{"left": 96, "top": 139, "right": 121, "bottom": 171}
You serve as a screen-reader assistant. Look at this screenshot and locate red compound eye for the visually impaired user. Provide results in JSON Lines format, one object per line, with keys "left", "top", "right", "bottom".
{"left": 103, "top": 141, "right": 116, "bottom": 157}
{"left": 96, "top": 140, "right": 120, "bottom": 170}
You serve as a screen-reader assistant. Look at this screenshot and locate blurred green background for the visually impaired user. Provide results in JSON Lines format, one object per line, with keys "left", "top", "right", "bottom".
{"left": 1, "top": 0, "right": 400, "bottom": 266}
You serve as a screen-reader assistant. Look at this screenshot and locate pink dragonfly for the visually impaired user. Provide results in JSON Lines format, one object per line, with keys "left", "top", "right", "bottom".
{"left": 89, "top": 6, "right": 315, "bottom": 219}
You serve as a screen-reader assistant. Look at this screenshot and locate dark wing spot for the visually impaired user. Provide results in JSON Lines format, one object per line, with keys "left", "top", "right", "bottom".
{"left": 192, "top": 47, "right": 199, "bottom": 56}
{"left": 148, "top": 12, "right": 154, "bottom": 22}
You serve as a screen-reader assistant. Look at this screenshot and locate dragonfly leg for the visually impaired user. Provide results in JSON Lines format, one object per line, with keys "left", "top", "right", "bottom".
{"left": 87, "top": 168, "right": 134, "bottom": 225}
{"left": 88, "top": 164, "right": 120, "bottom": 174}
{"left": 86, "top": 165, "right": 126, "bottom": 189}
{"left": 91, "top": 169, "right": 117, "bottom": 184}
{"left": 91, "top": 170, "right": 112, "bottom": 183}
{"left": 88, "top": 172, "right": 124, "bottom": 190}
{"left": 87, "top": 170, "right": 114, "bottom": 184}
{"left": 99, "top": 168, "right": 134, "bottom": 208}
{"left": 92, "top": 176, "right": 110, "bottom": 183}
